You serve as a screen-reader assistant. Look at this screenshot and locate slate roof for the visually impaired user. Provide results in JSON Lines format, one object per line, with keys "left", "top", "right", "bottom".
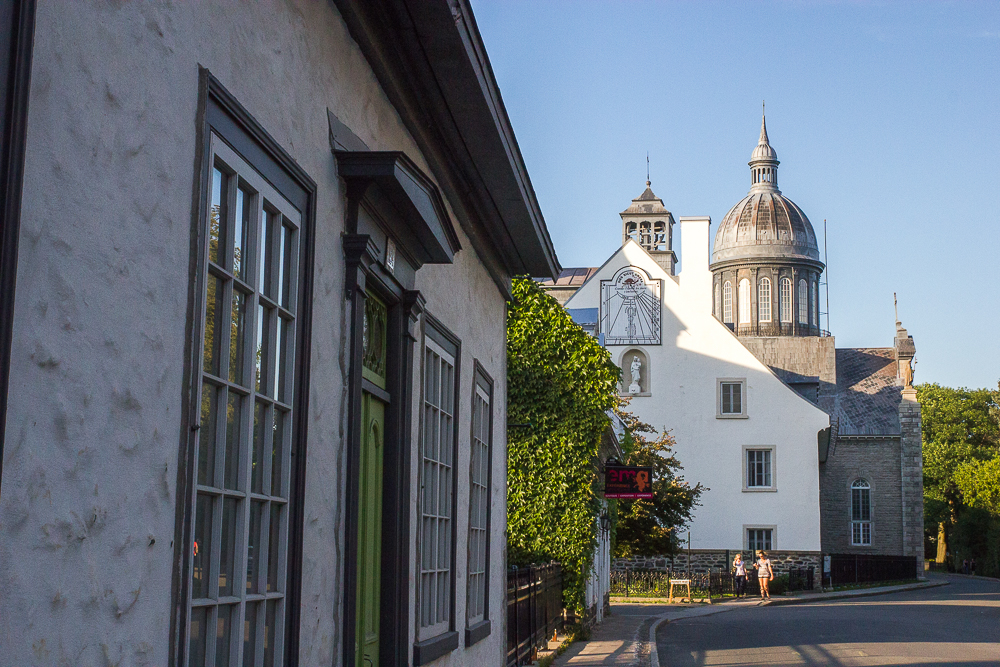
{"left": 535, "top": 267, "right": 599, "bottom": 287}
{"left": 833, "top": 347, "right": 902, "bottom": 436}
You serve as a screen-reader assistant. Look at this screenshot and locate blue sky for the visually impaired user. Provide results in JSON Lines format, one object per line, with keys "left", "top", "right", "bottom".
{"left": 471, "top": 0, "right": 1000, "bottom": 390}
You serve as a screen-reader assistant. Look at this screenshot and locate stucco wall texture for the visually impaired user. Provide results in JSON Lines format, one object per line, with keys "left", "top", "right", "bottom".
{"left": 0, "top": 1, "right": 508, "bottom": 665}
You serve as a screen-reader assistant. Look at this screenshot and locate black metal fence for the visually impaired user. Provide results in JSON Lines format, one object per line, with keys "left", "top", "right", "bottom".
{"left": 611, "top": 570, "right": 763, "bottom": 598}
{"left": 787, "top": 567, "right": 814, "bottom": 592}
{"left": 827, "top": 554, "right": 917, "bottom": 586}
{"left": 507, "top": 563, "right": 563, "bottom": 667}
{"left": 611, "top": 566, "right": 817, "bottom": 598}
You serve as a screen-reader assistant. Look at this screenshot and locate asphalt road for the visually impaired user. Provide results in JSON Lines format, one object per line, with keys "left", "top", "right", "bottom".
{"left": 656, "top": 574, "right": 1000, "bottom": 666}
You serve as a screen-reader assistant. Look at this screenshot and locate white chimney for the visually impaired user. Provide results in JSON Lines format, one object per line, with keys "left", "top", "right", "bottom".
{"left": 678, "top": 216, "right": 712, "bottom": 314}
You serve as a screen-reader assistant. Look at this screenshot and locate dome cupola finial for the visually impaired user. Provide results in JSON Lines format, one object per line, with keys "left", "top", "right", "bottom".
{"left": 749, "top": 101, "right": 779, "bottom": 193}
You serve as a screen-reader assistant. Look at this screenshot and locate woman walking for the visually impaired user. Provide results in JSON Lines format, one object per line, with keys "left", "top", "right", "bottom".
{"left": 756, "top": 550, "right": 774, "bottom": 600}
{"left": 733, "top": 553, "right": 748, "bottom": 598}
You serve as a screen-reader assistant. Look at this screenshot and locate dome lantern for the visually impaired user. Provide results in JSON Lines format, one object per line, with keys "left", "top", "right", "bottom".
{"left": 749, "top": 106, "right": 779, "bottom": 193}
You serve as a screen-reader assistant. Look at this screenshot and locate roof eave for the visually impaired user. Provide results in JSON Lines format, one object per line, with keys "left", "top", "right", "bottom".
{"left": 332, "top": 0, "right": 561, "bottom": 282}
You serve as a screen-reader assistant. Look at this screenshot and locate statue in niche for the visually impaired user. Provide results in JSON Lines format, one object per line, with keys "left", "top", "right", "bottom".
{"left": 628, "top": 355, "right": 643, "bottom": 394}
{"left": 902, "top": 358, "right": 914, "bottom": 388}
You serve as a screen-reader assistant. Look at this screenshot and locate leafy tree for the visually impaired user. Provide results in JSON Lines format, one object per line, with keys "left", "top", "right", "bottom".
{"left": 612, "top": 408, "right": 702, "bottom": 557}
{"left": 506, "top": 278, "right": 621, "bottom": 612}
{"left": 917, "top": 382, "right": 1000, "bottom": 574}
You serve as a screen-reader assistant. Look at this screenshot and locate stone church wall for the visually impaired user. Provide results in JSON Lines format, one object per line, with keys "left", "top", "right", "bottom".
{"left": 739, "top": 335, "right": 837, "bottom": 412}
{"left": 820, "top": 437, "right": 904, "bottom": 554}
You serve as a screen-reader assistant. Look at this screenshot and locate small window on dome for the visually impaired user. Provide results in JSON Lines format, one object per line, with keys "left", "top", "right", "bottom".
{"left": 798, "top": 279, "right": 808, "bottom": 325}
{"left": 723, "top": 281, "right": 733, "bottom": 324}
{"left": 738, "top": 279, "right": 751, "bottom": 324}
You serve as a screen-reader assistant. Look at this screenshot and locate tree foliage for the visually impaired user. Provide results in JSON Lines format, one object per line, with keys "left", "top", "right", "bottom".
{"left": 612, "top": 408, "right": 702, "bottom": 558}
{"left": 917, "top": 382, "right": 1000, "bottom": 575}
{"left": 506, "top": 278, "right": 621, "bottom": 612}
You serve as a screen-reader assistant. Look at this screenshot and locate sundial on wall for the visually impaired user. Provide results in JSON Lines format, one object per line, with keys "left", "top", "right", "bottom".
{"left": 600, "top": 266, "right": 661, "bottom": 345}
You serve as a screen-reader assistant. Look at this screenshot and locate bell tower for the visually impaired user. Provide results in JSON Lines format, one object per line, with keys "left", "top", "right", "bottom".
{"left": 621, "top": 181, "right": 677, "bottom": 275}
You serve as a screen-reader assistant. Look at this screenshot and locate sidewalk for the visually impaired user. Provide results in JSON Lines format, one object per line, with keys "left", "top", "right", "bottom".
{"left": 547, "top": 580, "right": 947, "bottom": 667}
{"left": 548, "top": 600, "right": 758, "bottom": 667}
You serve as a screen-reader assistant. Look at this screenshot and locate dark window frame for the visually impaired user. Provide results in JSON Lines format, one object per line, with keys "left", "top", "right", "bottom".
{"left": 0, "top": 0, "right": 36, "bottom": 493}
{"left": 465, "top": 360, "right": 494, "bottom": 646}
{"left": 171, "top": 68, "right": 317, "bottom": 667}
{"left": 413, "top": 312, "right": 461, "bottom": 665}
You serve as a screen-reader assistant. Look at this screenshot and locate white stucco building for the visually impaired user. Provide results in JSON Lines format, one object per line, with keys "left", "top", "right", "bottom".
{"left": 560, "top": 197, "right": 829, "bottom": 561}
{"left": 0, "top": 2, "right": 559, "bottom": 665}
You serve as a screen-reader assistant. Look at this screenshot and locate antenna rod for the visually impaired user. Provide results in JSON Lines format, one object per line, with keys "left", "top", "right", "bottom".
{"left": 646, "top": 151, "right": 650, "bottom": 182}
{"left": 824, "top": 219, "right": 830, "bottom": 334}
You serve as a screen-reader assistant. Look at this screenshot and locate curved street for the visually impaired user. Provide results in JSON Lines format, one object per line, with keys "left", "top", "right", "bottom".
{"left": 656, "top": 574, "right": 1000, "bottom": 667}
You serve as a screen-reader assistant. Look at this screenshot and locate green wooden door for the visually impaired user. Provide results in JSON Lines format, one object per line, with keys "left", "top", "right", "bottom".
{"left": 356, "top": 391, "right": 384, "bottom": 667}
{"left": 356, "top": 295, "right": 388, "bottom": 667}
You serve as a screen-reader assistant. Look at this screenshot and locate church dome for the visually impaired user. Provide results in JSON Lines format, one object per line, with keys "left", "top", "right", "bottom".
{"left": 711, "top": 112, "right": 821, "bottom": 265}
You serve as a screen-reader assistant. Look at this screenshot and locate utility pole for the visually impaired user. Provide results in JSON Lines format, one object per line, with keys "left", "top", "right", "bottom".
{"left": 687, "top": 531, "right": 692, "bottom": 577}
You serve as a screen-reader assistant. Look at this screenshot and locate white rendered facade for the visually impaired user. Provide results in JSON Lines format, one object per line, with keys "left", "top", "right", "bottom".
{"left": 564, "top": 218, "right": 829, "bottom": 552}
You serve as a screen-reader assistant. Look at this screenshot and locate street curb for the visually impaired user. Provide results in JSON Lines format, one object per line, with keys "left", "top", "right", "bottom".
{"left": 762, "top": 580, "right": 947, "bottom": 606}
{"left": 648, "top": 615, "right": 667, "bottom": 667}
{"left": 648, "top": 603, "right": 750, "bottom": 667}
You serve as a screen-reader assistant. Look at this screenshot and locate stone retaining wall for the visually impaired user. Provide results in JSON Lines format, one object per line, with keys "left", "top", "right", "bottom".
{"left": 613, "top": 550, "right": 823, "bottom": 587}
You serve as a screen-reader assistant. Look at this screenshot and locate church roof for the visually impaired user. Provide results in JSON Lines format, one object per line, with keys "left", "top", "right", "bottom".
{"left": 833, "top": 348, "right": 902, "bottom": 436}
{"left": 535, "top": 266, "right": 599, "bottom": 287}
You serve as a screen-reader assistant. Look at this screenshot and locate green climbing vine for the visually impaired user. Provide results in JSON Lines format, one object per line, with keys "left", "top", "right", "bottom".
{"left": 506, "top": 278, "right": 621, "bottom": 613}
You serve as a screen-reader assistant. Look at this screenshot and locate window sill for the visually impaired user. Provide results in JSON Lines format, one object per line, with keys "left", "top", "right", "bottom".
{"left": 465, "top": 619, "right": 492, "bottom": 647}
{"left": 717, "top": 414, "right": 749, "bottom": 419}
{"left": 414, "top": 631, "right": 459, "bottom": 665}
{"left": 742, "top": 487, "right": 777, "bottom": 493}
{"left": 621, "top": 392, "right": 651, "bottom": 398}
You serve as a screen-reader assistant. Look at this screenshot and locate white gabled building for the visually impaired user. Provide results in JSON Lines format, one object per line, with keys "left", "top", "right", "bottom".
{"left": 549, "top": 183, "right": 830, "bottom": 572}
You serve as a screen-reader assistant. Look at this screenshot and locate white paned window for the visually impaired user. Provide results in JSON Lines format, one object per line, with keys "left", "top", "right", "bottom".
{"left": 720, "top": 381, "right": 744, "bottom": 416}
{"left": 189, "top": 135, "right": 300, "bottom": 667}
{"left": 851, "top": 480, "right": 872, "bottom": 545}
{"left": 723, "top": 281, "right": 733, "bottom": 324}
{"left": 714, "top": 282, "right": 721, "bottom": 320}
{"left": 738, "top": 278, "right": 751, "bottom": 324}
{"left": 798, "top": 279, "right": 808, "bottom": 324}
{"left": 419, "top": 334, "right": 457, "bottom": 639}
{"left": 779, "top": 278, "right": 792, "bottom": 323}
{"left": 746, "top": 449, "right": 773, "bottom": 488}
{"left": 467, "top": 371, "right": 492, "bottom": 630}
{"left": 748, "top": 528, "right": 773, "bottom": 552}
{"left": 758, "top": 278, "right": 772, "bottom": 322}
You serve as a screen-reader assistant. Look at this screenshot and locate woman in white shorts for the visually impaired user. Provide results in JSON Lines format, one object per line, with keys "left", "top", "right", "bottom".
{"left": 756, "top": 550, "right": 774, "bottom": 600}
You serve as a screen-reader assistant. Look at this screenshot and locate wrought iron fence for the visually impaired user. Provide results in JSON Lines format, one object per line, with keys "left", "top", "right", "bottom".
{"left": 507, "top": 563, "right": 563, "bottom": 667}
{"left": 612, "top": 566, "right": 818, "bottom": 598}
{"left": 827, "top": 554, "right": 917, "bottom": 586}
{"left": 611, "top": 569, "right": 763, "bottom": 598}
{"left": 787, "top": 567, "right": 814, "bottom": 592}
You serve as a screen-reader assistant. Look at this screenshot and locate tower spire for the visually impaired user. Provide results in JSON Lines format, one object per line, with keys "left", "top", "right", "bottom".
{"left": 759, "top": 100, "right": 770, "bottom": 146}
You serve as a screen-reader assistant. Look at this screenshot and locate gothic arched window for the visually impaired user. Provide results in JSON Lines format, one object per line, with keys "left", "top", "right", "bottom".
{"left": 758, "top": 278, "right": 772, "bottom": 323}
{"left": 851, "top": 479, "right": 872, "bottom": 545}
{"left": 738, "top": 278, "right": 751, "bottom": 324}
{"left": 779, "top": 277, "right": 792, "bottom": 323}
{"left": 723, "top": 281, "right": 733, "bottom": 324}
{"left": 798, "top": 279, "right": 808, "bottom": 325}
